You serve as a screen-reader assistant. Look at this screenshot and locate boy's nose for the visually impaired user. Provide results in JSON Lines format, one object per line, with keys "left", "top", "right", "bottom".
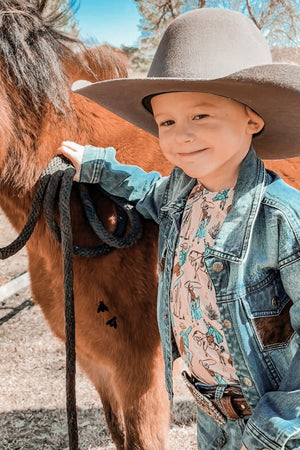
{"left": 175, "top": 124, "right": 195, "bottom": 144}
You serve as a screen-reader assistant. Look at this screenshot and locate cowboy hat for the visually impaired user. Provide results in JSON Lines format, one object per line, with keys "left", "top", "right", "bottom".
{"left": 73, "top": 8, "right": 300, "bottom": 159}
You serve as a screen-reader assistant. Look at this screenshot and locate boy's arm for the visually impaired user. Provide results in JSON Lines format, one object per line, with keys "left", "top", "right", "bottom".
{"left": 79, "top": 145, "right": 169, "bottom": 223}
{"left": 242, "top": 248, "right": 300, "bottom": 449}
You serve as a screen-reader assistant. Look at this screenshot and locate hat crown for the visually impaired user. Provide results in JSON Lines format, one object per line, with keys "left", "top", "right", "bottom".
{"left": 148, "top": 8, "right": 272, "bottom": 79}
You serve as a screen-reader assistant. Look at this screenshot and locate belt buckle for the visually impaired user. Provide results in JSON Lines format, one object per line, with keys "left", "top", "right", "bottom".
{"left": 182, "top": 371, "right": 227, "bottom": 426}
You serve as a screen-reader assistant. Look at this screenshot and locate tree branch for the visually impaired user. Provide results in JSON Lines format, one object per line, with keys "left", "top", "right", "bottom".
{"left": 245, "top": 0, "right": 261, "bottom": 29}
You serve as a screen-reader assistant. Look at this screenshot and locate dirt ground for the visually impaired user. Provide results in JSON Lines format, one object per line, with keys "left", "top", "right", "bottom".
{"left": 0, "top": 208, "right": 197, "bottom": 450}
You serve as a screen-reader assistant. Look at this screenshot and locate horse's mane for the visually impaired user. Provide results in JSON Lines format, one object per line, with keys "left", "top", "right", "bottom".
{"left": 0, "top": 0, "right": 79, "bottom": 112}
{"left": 0, "top": 1, "right": 129, "bottom": 194}
{"left": 72, "top": 45, "right": 128, "bottom": 82}
{"left": 0, "top": 0, "right": 128, "bottom": 112}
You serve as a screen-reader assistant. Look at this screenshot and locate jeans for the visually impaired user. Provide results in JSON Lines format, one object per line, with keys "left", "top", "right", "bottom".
{"left": 197, "top": 407, "right": 247, "bottom": 450}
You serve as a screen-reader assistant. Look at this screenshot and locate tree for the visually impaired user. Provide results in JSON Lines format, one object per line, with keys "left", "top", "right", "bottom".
{"left": 197, "top": 0, "right": 300, "bottom": 46}
{"left": 134, "top": 0, "right": 182, "bottom": 47}
{"left": 134, "top": 0, "right": 300, "bottom": 69}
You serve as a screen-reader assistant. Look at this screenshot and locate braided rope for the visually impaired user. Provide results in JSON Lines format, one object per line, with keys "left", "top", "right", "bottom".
{"left": 59, "top": 166, "right": 78, "bottom": 450}
{"left": 43, "top": 158, "right": 142, "bottom": 256}
{"left": 0, "top": 177, "right": 48, "bottom": 259}
{"left": 0, "top": 155, "right": 143, "bottom": 449}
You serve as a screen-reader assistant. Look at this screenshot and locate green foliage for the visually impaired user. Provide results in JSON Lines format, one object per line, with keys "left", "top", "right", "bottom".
{"left": 134, "top": 0, "right": 182, "bottom": 45}
{"left": 121, "top": 45, "right": 139, "bottom": 56}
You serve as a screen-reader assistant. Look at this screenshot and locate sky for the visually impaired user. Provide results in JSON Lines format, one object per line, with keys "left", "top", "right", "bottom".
{"left": 73, "top": 0, "right": 141, "bottom": 48}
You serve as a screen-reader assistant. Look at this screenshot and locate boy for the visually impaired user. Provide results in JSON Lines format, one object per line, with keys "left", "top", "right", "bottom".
{"left": 60, "top": 8, "right": 300, "bottom": 449}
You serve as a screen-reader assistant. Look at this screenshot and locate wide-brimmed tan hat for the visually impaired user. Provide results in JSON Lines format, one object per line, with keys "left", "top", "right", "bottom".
{"left": 73, "top": 8, "right": 300, "bottom": 159}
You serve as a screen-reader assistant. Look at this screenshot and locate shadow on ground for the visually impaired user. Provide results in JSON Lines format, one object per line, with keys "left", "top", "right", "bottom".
{"left": 0, "top": 400, "right": 197, "bottom": 450}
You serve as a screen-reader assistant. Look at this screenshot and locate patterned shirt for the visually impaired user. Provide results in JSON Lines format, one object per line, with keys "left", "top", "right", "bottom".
{"left": 170, "top": 183, "right": 239, "bottom": 385}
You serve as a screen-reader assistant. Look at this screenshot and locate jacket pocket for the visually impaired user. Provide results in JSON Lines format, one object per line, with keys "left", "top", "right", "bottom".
{"left": 243, "top": 276, "right": 295, "bottom": 350}
{"left": 252, "top": 298, "right": 294, "bottom": 349}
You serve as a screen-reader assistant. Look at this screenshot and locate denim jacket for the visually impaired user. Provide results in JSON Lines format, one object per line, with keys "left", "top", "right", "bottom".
{"left": 80, "top": 145, "right": 300, "bottom": 450}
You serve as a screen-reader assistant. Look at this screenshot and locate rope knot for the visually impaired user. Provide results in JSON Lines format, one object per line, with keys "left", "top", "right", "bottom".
{"left": 42, "top": 155, "right": 75, "bottom": 177}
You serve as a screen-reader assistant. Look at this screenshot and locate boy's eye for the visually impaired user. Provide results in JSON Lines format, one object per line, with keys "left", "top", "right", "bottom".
{"left": 160, "top": 119, "right": 175, "bottom": 127}
{"left": 193, "top": 114, "right": 209, "bottom": 120}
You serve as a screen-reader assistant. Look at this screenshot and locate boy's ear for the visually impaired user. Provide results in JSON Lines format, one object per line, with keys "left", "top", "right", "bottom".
{"left": 246, "top": 106, "right": 264, "bottom": 135}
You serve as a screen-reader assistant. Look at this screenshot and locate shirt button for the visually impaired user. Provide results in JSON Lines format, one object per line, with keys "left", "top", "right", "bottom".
{"left": 212, "top": 261, "right": 224, "bottom": 272}
{"left": 243, "top": 377, "right": 253, "bottom": 387}
{"left": 223, "top": 319, "right": 232, "bottom": 329}
{"left": 271, "top": 296, "right": 280, "bottom": 308}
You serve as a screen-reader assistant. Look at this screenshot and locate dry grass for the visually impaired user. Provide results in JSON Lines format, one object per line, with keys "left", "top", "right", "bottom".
{"left": 0, "top": 290, "right": 197, "bottom": 449}
{"left": 0, "top": 209, "right": 197, "bottom": 450}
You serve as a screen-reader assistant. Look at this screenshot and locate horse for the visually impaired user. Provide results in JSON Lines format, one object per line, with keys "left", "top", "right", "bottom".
{"left": 1, "top": 1, "right": 299, "bottom": 449}
{"left": 264, "top": 158, "right": 300, "bottom": 190}
{"left": 0, "top": 1, "right": 172, "bottom": 448}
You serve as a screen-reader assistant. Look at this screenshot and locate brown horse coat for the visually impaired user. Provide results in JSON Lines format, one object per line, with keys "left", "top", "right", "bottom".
{"left": 0, "top": 2, "right": 298, "bottom": 449}
{"left": 0, "top": 2, "right": 172, "bottom": 448}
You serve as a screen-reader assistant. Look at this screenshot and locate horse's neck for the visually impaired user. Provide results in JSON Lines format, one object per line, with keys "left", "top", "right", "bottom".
{"left": 0, "top": 105, "right": 70, "bottom": 232}
{"left": 0, "top": 96, "right": 171, "bottom": 234}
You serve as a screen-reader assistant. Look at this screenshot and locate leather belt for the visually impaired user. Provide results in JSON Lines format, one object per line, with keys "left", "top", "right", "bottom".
{"left": 182, "top": 371, "right": 252, "bottom": 425}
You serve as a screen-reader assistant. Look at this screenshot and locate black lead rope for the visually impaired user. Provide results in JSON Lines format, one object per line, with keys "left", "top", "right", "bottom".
{"left": 59, "top": 165, "right": 78, "bottom": 450}
{"left": 0, "top": 156, "right": 142, "bottom": 450}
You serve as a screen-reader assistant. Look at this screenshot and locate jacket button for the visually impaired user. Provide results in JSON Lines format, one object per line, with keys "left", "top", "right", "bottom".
{"left": 243, "top": 377, "right": 253, "bottom": 387}
{"left": 212, "top": 261, "right": 224, "bottom": 272}
{"left": 271, "top": 296, "right": 280, "bottom": 308}
{"left": 223, "top": 319, "right": 232, "bottom": 329}
{"left": 216, "top": 436, "right": 227, "bottom": 446}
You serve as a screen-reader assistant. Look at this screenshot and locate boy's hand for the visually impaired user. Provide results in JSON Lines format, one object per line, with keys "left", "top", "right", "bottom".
{"left": 240, "top": 446, "right": 247, "bottom": 450}
{"left": 58, "top": 141, "right": 84, "bottom": 182}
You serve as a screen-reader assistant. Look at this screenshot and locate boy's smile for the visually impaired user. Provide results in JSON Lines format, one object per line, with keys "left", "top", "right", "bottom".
{"left": 151, "top": 92, "right": 264, "bottom": 192}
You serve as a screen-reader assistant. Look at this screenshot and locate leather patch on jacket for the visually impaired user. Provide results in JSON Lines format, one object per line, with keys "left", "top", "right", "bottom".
{"left": 160, "top": 256, "right": 166, "bottom": 272}
{"left": 253, "top": 299, "right": 294, "bottom": 349}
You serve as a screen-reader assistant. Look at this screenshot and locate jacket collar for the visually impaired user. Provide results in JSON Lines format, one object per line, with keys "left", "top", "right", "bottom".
{"left": 209, "top": 146, "right": 266, "bottom": 263}
{"left": 160, "top": 167, "right": 196, "bottom": 215}
{"left": 162, "top": 146, "right": 266, "bottom": 264}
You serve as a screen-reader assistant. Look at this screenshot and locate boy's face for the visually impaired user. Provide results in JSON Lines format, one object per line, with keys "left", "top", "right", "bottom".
{"left": 151, "top": 92, "right": 264, "bottom": 191}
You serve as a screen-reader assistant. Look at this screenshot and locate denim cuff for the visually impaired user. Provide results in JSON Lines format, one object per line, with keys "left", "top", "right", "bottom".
{"left": 79, "top": 145, "right": 106, "bottom": 183}
{"left": 242, "top": 419, "right": 282, "bottom": 450}
{"left": 243, "top": 421, "right": 300, "bottom": 450}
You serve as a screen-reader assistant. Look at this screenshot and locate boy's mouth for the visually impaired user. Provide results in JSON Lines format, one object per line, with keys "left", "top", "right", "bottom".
{"left": 178, "top": 148, "right": 208, "bottom": 156}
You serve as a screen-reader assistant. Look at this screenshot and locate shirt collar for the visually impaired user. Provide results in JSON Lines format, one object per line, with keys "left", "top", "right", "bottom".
{"left": 161, "top": 146, "right": 266, "bottom": 263}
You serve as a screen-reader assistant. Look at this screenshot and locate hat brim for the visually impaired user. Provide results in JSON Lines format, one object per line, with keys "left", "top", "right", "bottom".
{"left": 72, "top": 63, "right": 300, "bottom": 160}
